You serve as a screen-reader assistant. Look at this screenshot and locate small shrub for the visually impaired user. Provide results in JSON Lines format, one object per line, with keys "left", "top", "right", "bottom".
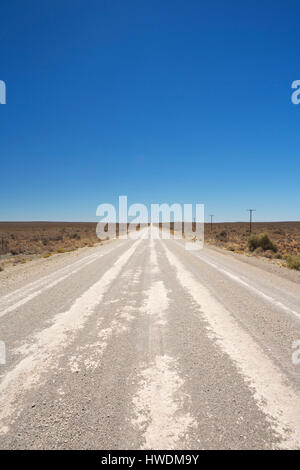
{"left": 216, "top": 230, "right": 228, "bottom": 241}
{"left": 0, "top": 265, "right": 4, "bottom": 272}
{"left": 70, "top": 233, "right": 80, "bottom": 240}
{"left": 248, "top": 233, "right": 277, "bottom": 253}
{"left": 286, "top": 255, "right": 300, "bottom": 271}
{"left": 248, "top": 235, "right": 259, "bottom": 251}
{"left": 259, "top": 233, "right": 277, "bottom": 252}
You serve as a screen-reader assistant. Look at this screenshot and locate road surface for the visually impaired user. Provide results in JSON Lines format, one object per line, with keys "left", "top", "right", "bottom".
{"left": 0, "top": 227, "right": 300, "bottom": 449}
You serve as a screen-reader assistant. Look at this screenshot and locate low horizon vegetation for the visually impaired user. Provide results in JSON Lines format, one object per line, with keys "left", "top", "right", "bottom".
{"left": 0, "top": 221, "right": 299, "bottom": 272}
{"left": 203, "top": 221, "right": 300, "bottom": 271}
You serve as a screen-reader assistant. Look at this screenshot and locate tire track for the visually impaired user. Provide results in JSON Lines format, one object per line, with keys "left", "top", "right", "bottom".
{"left": 162, "top": 240, "right": 300, "bottom": 449}
{"left": 0, "top": 238, "right": 142, "bottom": 434}
{"left": 132, "top": 237, "right": 196, "bottom": 449}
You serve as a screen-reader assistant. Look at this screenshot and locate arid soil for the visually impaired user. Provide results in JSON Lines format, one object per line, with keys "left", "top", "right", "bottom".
{"left": 0, "top": 222, "right": 100, "bottom": 269}
{"left": 0, "top": 221, "right": 299, "bottom": 271}
{"left": 204, "top": 222, "right": 300, "bottom": 257}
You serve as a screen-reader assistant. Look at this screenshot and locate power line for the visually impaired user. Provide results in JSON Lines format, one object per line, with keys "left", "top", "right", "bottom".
{"left": 247, "top": 209, "right": 256, "bottom": 233}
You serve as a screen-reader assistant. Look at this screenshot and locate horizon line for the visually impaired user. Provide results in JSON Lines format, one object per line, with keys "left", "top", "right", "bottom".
{"left": 0, "top": 220, "right": 299, "bottom": 224}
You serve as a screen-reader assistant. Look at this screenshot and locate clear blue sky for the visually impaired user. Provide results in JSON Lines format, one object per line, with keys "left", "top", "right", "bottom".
{"left": 1, "top": 0, "right": 299, "bottom": 222}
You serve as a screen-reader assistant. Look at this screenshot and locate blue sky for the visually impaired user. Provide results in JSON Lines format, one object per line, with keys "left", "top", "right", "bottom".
{"left": 0, "top": 0, "right": 299, "bottom": 222}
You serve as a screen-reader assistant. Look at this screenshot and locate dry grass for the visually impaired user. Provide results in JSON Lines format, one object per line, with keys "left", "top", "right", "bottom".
{"left": 1, "top": 221, "right": 299, "bottom": 270}
{"left": 0, "top": 222, "right": 102, "bottom": 266}
{"left": 286, "top": 255, "right": 300, "bottom": 271}
{"left": 0, "top": 222, "right": 136, "bottom": 268}
{"left": 166, "top": 221, "right": 300, "bottom": 268}
{"left": 204, "top": 222, "right": 300, "bottom": 264}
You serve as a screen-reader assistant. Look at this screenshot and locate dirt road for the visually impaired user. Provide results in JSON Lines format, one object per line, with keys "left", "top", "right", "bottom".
{"left": 0, "top": 227, "right": 300, "bottom": 449}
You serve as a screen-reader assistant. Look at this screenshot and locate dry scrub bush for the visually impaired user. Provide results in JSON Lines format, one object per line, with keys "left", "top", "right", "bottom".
{"left": 248, "top": 233, "right": 277, "bottom": 253}
{"left": 286, "top": 255, "right": 300, "bottom": 270}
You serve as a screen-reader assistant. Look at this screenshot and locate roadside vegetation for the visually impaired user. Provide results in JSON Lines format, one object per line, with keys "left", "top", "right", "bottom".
{"left": 204, "top": 221, "right": 300, "bottom": 271}
{"left": 0, "top": 222, "right": 102, "bottom": 269}
{"left": 0, "top": 222, "right": 134, "bottom": 270}
{"left": 247, "top": 233, "right": 277, "bottom": 253}
{"left": 286, "top": 255, "right": 300, "bottom": 271}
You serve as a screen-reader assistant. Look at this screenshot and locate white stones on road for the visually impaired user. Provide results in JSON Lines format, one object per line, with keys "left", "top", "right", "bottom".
{"left": 141, "top": 238, "right": 169, "bottom": 326}
{"left": 68, "top": 268, "right": 143, "bottom": 373}
{"left": 0, "top": 245, "right": 119, "bottom": 319}
{"left": 0, "top": 239, "right": 142, "bottom": 434}
{"left": 142, "top": 280, "right": 169, "bottom": 327}
{"left": 132, "top": 355, "right": 196, "bottom": 450}
{"left": 132, "top": 238, "right": 196, "bottom": 449}
{"left": 163, "top": 242, "right": 300, "bottom": 449}
{"left": 2, "top": 228, "right": 299, "bottom": 449}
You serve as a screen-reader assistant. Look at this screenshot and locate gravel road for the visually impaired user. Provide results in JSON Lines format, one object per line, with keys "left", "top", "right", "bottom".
{"left": 0, "top": 227, "right": 300, "bottom": 449}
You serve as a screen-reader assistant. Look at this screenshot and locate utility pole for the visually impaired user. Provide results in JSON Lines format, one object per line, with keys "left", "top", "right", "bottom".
{"left": 209, "top": 214, "right": 214, "bottom": 233}
{"left": 247, "top": 209, "right": 256, "bottom": 233}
